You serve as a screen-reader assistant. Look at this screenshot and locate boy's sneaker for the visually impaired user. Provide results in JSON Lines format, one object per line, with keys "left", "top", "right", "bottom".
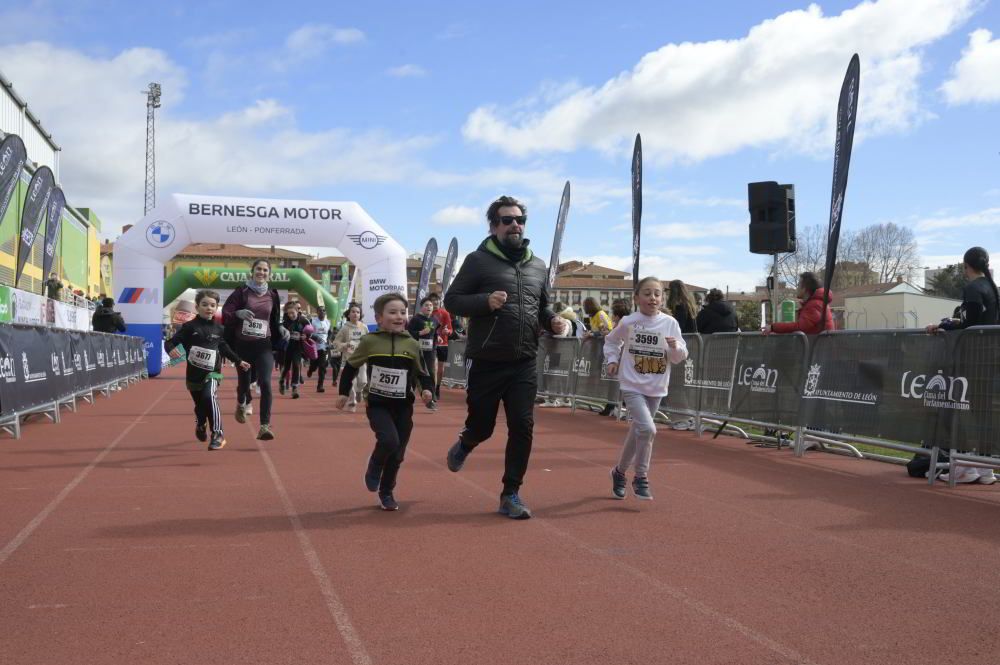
{"left": 245, "top": 404, "right": 253, "bottom": 416}
{"left": 377, "top": 492, "right": 399, "bottom": 511}
{"left": 598, "top": 404, "right": 615, "bottom": 417}
{"left": 446, "top": 441, "right": 470, "bottom": 472}
{"left": 292, "top": 389, "right": 300, "bottom": 399}
{"left": 317, "top": 386, "right": 326, "bottom": 393}
{"left": 279, "top": 382, "right": 286, "bottom": 395}
{"left": 195, "top": 422, "right": 208, "bottom": 442}
{"left": 610, "top": 467, "right": 627, "bottom": 499}
{"left": 256, "top": 424, "right": 274, "bottom": 441}
{"left": 235, "top": 404, "right": 247, "bottom": 424}
{"left": 208, "top": 434, "right": 226, "bottom": 451}
{"left": 427, "top": 400, "right": 438, "bottom": 412}
{"left": 632, "top": 476, "right": 653, "bottom": 501}
{"left": 498, "top": 493, "right": 532, "bottom": 520}
{"left": 364, "top": 456, "right": 382, "bottom": 492}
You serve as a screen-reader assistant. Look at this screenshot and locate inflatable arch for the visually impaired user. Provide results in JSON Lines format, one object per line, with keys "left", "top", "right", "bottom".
{"left": 164, "top": 266, "right": 342, "bottom": 320}
{"left": 113, "top": 194, "right": 407, "bottom": 377}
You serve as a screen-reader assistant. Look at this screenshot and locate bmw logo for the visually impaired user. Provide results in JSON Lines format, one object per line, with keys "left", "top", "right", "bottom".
{"left": 146, "top": 220, "right": 175, "bottom": 248}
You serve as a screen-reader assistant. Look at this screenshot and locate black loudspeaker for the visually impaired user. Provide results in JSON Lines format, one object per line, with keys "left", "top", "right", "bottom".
{"left": 748, "top": 181, "right": 795, "bottom": 254}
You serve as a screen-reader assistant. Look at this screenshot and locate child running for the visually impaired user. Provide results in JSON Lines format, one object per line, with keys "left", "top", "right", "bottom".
{"left": 336, "top": 293, "right": 434, "bottom": 511}
{"left": 333, "top": 302, "right": 368, "bottom": 412}
{"left": 407, "top": 296, "right": 439, "bottom": 411}
{"left": 603, "top": 277, "right": 688, "bottom": 500}
{"left": 166, "top": 290, "right": 251, "bottom": 450}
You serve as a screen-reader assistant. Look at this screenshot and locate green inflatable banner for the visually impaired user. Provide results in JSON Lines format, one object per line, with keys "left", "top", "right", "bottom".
{"left": 164, "top": 266, "right": 340, "bottom": 320}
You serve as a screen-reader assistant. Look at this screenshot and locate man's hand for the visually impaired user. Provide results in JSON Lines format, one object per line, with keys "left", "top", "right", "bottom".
{"left": 238, "top": 361, "right": 251, "bottom": 371}
{"left": 487, "top": 291, "right": 508, "bottom": 311}
{"left": 335, "top": 395, "right": 348, "bottom": 410}
{"left": 606, "top": 362, "right": 619, "bottom": 377}
{"left": 235, "top": 309, "right": 254, "bottom": 321}
{"left": 421, "top": 389, "right": 434, "bottom": 405}
{"left": 550, "top": 317, "right": 569, "bottom": 335}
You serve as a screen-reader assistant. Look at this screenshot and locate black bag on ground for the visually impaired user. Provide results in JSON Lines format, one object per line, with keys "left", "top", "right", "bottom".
{"left": 907, "top": 449, "right": 949, "bottom": 478}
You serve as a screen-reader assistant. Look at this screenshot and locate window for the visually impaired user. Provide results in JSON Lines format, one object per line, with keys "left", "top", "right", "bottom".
{"left": 572, "top": 291, "right": 582, "bottom": 306}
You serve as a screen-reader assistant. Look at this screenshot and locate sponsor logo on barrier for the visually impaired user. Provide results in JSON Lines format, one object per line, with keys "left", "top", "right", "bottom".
{"left": 146, "top": 220, "right": 175, "bottom": 248}
{"left": 348, "top": 231, "right": 386, "bottom": 250}
{"left": 737, "top": 363, "right": 778, "bottom": 394}
{"left": 73, "top": 352, "right": 82, "bottom": 371}
{"left": 683, "top": 358, "right": 694, "bottom": 385}
{"left": 802, "top": 364, "right": 878, "bottom": 405}
{"left": 50, "top": 352, "right": 60, "bottom": 376}
{"left": 96, "top": 351, "right": 105, "bottom": 368}
{"left": 543, "top": 354, "right": 568, "bottom": 377}
{"left": 118, "top": 287, "right": 159, "bottom": 305}
{"left": 217, "top": 270, "right": 291, "bottom": 283}
{"left": 61, "top": 352, "right": 74, "bottom": 376}
{"left": 0, "top": 354, "right": 16, "bottom": 383}
{"left": 573, "top": 357, "right": 592, "bottom": 376}
{"left": 900, "top": 370, "right": 970, "bottom": 410}
{"left": 83, "top": 350, "right": 96, "bottom": 371}
{"left": 21, "top": 352, "right": 47, "bottom": 383}
{"left": 451, "top": 352, "right": 463, "bottom": 366}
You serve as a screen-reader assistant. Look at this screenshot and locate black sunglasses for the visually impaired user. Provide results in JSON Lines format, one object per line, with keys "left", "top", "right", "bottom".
{"left": 498, "top": 215, "right": 527, "bottom": 226}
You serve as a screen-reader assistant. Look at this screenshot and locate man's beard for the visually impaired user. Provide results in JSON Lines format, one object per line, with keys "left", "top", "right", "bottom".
{"left": 499, "top": 232, "right": 524, "bottom": 249}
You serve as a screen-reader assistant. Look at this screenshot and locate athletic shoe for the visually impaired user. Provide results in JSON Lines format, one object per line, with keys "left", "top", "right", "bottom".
{"left": 977, "top": 468, "right": 997, "bottom": 485}
{"left": 307, "top": 369, "right": 314, "bottom": 379}
{"left": 279, "top": 382, "right": 286, "bottom": 395}
{"left": 364, "top": 456, "right": 382, "bottom": 492}
{"left": 347, "top": 403, "right": 358, "bottom": 413}
{"left": 598, "top": 404, "right": 615, "bottom": 417}
{"left": 610, "top": 466, "right": 627, "bottom": 499}
{"left": 427, "top": 401, "right": 438, "bottom": 412}
{"left": 941, "top": 466, "right": 979, "bottom": 484}
{"left": 670, "top": 419, "right": 693, "bottom": 431}
{"left": 257, "top": 424, "right": 275, "bottom": 441}
{"left": 498, "top": 493, "right": 532, "bottom": 520}
{"left": 317, "top": 386, "right": 326, "bottom": 393}
{"left": 195, "top": 422, "right": 208, "bottom": 442}
{"left": 378, "top": 492, "right": 399, "bottom": 511}
{"left": 235, "top": 404, "right": 247, "bottom": 424}
{"left": 208, "top": 434, "right": 226, "bottom": 451}
{"left": 632, "top": 476, "right": 653, "bottom": 500}
{"left": 252, "top": 384, "right": 261, "bottom": 396}
{"left": 292, "top": 389, "right": 300, "bottom": 399}
{"left": 446, "top": 441, "right": 470, "bottom": 472}
{"left": 245, "top": 404, "right": 253, "bottom": 416}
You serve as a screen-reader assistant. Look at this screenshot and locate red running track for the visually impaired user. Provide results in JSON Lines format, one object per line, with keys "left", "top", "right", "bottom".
{"left": 2, "top": 365, "right": 999, "bottom": 665}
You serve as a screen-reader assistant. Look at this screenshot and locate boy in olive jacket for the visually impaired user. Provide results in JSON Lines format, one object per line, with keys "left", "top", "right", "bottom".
{"left": 337, "top": 293, "right": 434, "bottom": 511}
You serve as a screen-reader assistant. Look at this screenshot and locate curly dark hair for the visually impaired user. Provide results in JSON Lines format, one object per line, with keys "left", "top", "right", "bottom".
{"left": 486, "top": 195, "right": 527, "bottom": 227}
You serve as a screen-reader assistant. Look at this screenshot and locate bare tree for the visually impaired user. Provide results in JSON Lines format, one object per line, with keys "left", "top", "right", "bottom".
{"left": 862, "top": 222, "right": 919, "bottom": 283}
{"left": 769, "top": 224, "right": 827, "bottom": 287}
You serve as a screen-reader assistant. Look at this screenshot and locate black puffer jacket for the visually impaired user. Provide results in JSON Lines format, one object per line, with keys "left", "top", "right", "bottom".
{"left": 696, "top": 300, "right": 739, "bottom": 334}
{"left": 444, "top": 236, "right": 556, "bottom": 362}
{"left": 92, "top": 306, "right": 126, "bottom": 333}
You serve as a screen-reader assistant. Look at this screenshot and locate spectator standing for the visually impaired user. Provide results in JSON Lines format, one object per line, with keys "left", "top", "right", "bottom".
{"left": 45, "top": 272, "right": 64, "bottom": 300}
{"left": 92, "top": 297, "right": 126, "bottom": 333}
{"left": 696, "top": 288, "right": 739, "bottom": 334}
{"left": 666, "top": 280, "right": 698, "bottom": 334}
{"left": 766, "top": 272, "right": 834, "bottom": 335}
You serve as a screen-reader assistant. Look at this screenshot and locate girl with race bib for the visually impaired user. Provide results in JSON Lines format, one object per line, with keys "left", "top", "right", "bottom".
{"left": 603, "top": 277, "right": 688, "bottom": 500}
{"left": 222, "top": 259, "right": 288, "bottom": 440}
{"left": 166, "top": 290, "right": 250, "bottom": 451}
{"left": 337, "top": 293, "right": 434, "bottom": 511}
{"left": 333, "top": 302, "right": 368, "bottom": 412}
{"left": 407, "top": 296, "right": 439, "bottom": 411}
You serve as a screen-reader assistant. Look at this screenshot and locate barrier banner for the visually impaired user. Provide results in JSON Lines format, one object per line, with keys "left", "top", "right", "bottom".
{"left": 729, "top": 333, "right": 807, "bottom": 426}
{"left": 941, "top": 327, "right": 1000, "bottom": 457}
{"left": 697, "top": 334, "right": 740, "bottom": 416}
{"left": 442, "top": 339, "right": 468, "bottom": 387}
{"left": 801, "top": 330, "right": 952, "bottom": 445}
{"left": 667, "top": 334, "right": 701, "bottom": 413}
{"left": 573, "top": 337, "right": 619, "bottom": 403}
{"left": 537, "top": 337, "right": 577, "bottom": 397}
{"left": 0, "top": 325, "right": 58, "bottom": 414}
{"left": 10, "top": 287, "right": 46, "bottom": 326}
{"left": 49, "top": 300, "right": 91, "bottom": 331}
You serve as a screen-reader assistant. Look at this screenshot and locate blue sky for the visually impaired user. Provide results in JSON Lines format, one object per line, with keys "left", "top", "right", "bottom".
{"left": 1, "top": 0, "right": 998, "bottom": 290}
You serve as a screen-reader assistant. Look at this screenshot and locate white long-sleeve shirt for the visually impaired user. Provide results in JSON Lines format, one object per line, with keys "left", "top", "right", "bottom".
{"left": 602, "top": 311, "right": 688, "bottom": 397}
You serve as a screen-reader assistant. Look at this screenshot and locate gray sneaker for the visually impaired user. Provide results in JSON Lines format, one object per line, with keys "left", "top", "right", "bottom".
{"left": 446, "top": 441, "right": 470, "bottom": 472}
{"left": 610, "top": 467, "right": 627, "bottom": 499}
{"left": 632, "top": 476, "right": 653, "bottom": 501}
{"left": 498, "top": 493, "right": 532, "bottom": 520}
{"left": 235, "top": 404, "right": 247, "bottom": 424}
{"left": 256, "top": 424, "right": 274, "bottom": 441}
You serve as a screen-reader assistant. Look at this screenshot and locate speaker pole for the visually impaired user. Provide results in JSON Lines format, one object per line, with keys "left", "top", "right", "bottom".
{"left": 771, "top": 253, "right": 779, "bottom": 326}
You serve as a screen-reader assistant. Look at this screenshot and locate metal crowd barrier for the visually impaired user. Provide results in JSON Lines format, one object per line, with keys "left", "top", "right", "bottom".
{"left": 0, "top": 324, "right": 148, "bottom": 439}
{"left": 442, "top": 325, "right": 1000, "bottom": 485}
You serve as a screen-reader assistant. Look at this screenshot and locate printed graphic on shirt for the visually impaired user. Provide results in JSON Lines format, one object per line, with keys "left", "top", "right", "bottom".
{"left": 242, "top": 318, "right": 267, "bottom": 338}
{"left": 628, "top": 326, "right": 666, "bottom": 375}
{"left": 188, "top": 346, "right": 217, "bottom": 371}
{"left": 369, "top": 365, "right": 408, "bottom": 398}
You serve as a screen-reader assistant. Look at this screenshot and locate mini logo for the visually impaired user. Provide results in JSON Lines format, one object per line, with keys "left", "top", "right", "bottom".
{"left": 683, "top": 358, "right": 694, "bottom": 385}
{"left": 146, "top": 220, "right": 175, "bottom": 248}
{"left": 804, "top": 364, "right": 821, "bottom": 396}
{"left": 193, "top": 269, "right": 218, "bottom": 286}
{"left": 347, "top": 231, "right": 386, "bottom": 250}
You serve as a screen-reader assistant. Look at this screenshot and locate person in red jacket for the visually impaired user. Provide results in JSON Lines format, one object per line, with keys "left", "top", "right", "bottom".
{"left": 766, "top": 272, "right": 834, "bottom": 335}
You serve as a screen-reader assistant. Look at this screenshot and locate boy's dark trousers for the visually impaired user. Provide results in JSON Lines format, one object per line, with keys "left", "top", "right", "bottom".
{"left": 459, "top": 357, "right": 537, "bottom": 495}
{"left": 190, "top": 378, "right": 222, "bottom": 436}
{"left": 308, "top": 349, "right": 329, "bottom": 388}
{"left": 367, "top": 400, "right": 414, "bottom": 493}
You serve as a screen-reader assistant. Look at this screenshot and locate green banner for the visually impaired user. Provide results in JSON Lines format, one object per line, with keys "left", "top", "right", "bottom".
{"left": 779, "top": 299, "right": 797, "bottom": 323}
{"left": 0, "top": 285, "right": 11, "bottom": 324}
{"left": 337, "top": 267, "right": 351, "bottom": 311}
{"left": 321, "top": 269, "right": 331, "bottom": 293}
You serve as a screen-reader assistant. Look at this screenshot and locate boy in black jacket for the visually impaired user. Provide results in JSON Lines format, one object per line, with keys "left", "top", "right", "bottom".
{"left": 166, "top": 290, "right": 250, "bottom": 450}
{"left": 337, "top": 293, "right": 434, "bottom": 511}
{"left": 407, "top": 296, "right": 439, "bottom": 411}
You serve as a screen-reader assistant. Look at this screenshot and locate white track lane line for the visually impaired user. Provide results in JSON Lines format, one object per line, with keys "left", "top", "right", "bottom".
{"left": 0, "top": 381, "right": 175, "bottom": 567}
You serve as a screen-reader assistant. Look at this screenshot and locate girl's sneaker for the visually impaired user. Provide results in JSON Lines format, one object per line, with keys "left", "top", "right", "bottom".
{"left": 245, "top": 404, "right": 253, "bottom": 416}
{"left": 977, "top": 468, "right": 997, "bottom": 485}
{"left": 378, "top": 492, "right": 399, "bottom": 511}
{"left": 257, "top": 424, "right": 275, "bottom": 441}
{"left": 195, "top": 422, "right": 208, "bottom": 442}
{"left": 208, "top": 434, "right": 226, "bottom": 451}
{"left": 632, "top": 476, "right": 653, "bottom": 500}
{"left": 610, "top": 467, "right": 627, "bottom": 499}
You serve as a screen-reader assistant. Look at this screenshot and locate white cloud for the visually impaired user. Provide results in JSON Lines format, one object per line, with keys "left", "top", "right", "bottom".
{"left": 431, "top": 205, "right": 481, "bottom": 226}
{"left": 915, "top": 207, "right": 1000, "bottom": 231}
{"left": 574, "top": 253, "right": 762, "bottom": 292}
{"left": 463, "top": 0, "right": 977, "bottom": 162}
{"left": 0, "top": 42, "right": 438, "bottom": 237}
{"left": 648, "top": 220, "right": 744, "bottom": 240}
{"left": 942, "top": 28, "right": 1000, "bottom": 104}
{"left": 285, "top": 24, "right": 365, "bottom": 58}
{"left": 387, "top": 64, "right": 427, "bottom": 78}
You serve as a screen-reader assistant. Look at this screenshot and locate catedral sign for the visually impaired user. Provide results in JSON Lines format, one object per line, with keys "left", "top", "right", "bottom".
{"left": 113, "top": 193, "right": 406, "bottom": 377}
